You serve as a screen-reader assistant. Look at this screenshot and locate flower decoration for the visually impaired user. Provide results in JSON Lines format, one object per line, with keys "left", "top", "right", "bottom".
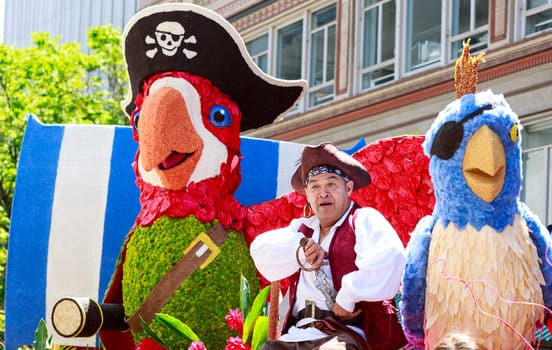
{"left": 243, "top": 191, "right": 306, "bottom": 245}
{"left": 188, "top": 341, "right": 207, "bottom": 350}
{"left": 351, "top": 135, "right": 434, "bottom": 246}
{"left": 225, "top": 337, "right": 252, "bottom": 350}
{"left": 135, "top": 167, "right": 246, "bottom": 230}
{"left": 225, "top": 308, "right": 244, "bottom": 335}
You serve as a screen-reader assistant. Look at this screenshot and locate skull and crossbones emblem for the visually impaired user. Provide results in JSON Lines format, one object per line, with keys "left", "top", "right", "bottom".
{"left": 145, "top": 21, "right": 197, "bottom": 59}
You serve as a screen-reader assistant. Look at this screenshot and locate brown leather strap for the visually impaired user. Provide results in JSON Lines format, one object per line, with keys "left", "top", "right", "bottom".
{"left": 126, "top": 223, "right": 229, "bottom": 332}
{"left": 297, "top": 304, "right": 363, "bottom": 328}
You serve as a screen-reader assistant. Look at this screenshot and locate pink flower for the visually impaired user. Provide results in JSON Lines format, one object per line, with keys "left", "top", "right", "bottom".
{"left": 135, "top": 338, "right": 166, "bottom": 350}
{"left": 225, "top": 337, "right": 251, "bottom": 350}
{"left": 188, "top": 341, "right": 207, "bottom": 350}
{"left": 225, "top": 308, "right": 243, "bottom": 335}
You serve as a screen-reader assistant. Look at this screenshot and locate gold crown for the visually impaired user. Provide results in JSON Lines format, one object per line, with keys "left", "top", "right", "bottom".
{"left": 454, "top": 38, "right": 485, "bottom": 98}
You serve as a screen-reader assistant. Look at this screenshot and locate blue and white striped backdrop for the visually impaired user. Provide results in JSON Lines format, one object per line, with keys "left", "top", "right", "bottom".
{"left": 5, "top": 116, "right": 306, "bottom": 349}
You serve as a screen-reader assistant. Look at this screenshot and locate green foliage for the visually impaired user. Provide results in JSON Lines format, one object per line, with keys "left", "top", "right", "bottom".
{"left": 154, "top": 314, "right": 201, "bottom": 343}
{"left": 240, "top": 274, "right": 251, "bottom": 318}
{"left": 32, "top": 319, "right": 51, "bottom": 350}
{"left": 0, "top": 25, "right": 128, "bottom": 341}
{"left": 15, "top": 319, "right": 75, "bottom": 350}
{"left": 146, "top": 275, "right": 270, "bottom": 350}
{"left": 140, "top": 317, "right": 171, "bottom": 349}
{"left": 250, "top": 315, "right": 268, "bottom": 350}
{"left": 86, "top": 25, "right": 128, "bottom": 120}
{"left": 242, "top": 284, "right": 271, "bottom": 346}
{"left": 123, "top": 216, "right": 260, "bottom": 349}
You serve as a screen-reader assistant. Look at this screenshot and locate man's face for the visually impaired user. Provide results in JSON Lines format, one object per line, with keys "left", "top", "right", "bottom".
{"left": 305, "top": 172, "right": 353, "bottom": 228}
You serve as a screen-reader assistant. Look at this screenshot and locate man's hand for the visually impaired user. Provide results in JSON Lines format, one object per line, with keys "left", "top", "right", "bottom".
{"left": 333, "top": 303, "right": 362, "bottom": 319}
{"left": 302, "top": 238, "right": 326, "bottom": 269}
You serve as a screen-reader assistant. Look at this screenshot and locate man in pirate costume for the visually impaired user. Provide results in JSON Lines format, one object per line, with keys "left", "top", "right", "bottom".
{"left": 250, "top": 142, "right": 407, "bottom": 350}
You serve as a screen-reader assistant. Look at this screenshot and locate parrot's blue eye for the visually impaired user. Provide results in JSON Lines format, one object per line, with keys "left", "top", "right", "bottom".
{"left": 132, "top": 110, "right": 140, "bottom": 131}
{"left": 209, "top": 106, "right": 231, "bottom": 128}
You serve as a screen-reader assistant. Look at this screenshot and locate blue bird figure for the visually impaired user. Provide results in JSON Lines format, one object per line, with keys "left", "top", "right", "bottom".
{"left": 400, "top": 44, "right": 552, "bottom": 350}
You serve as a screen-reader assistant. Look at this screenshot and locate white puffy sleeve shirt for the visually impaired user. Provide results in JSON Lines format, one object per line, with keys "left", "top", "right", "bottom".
{"left": 250, "top": 203, "right": 406, "bottom": 312}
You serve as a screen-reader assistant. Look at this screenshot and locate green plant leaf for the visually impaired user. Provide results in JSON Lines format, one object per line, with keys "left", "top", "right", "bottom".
{"left": 240, "top": 273, "right": 250, "bottom": 319}
{"left": 140, "top": 317, "right": 171, "bottom": 350}
{"left": 242, "top": 285, "right": 270, "bottom": 343}
{"left": 155, "top": 313, "right": 201, "bottom": 342}
{"left": 251, "top": 315, "right": 268, "bottom": 350}
{"left": 33, "top": 319, "right": 50, "bottom": 350}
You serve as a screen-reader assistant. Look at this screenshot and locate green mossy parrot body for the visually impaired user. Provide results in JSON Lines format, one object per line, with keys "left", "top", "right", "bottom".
{"left": 123, "top": 215, "right": 259, "bottom": 349}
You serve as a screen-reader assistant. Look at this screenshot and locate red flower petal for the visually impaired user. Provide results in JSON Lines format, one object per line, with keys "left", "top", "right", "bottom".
{"left": 136, "top": 338, "right": 167, "bottom": 350}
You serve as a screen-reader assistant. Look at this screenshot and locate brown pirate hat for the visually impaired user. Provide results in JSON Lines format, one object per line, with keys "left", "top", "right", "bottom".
{"left": 121, "top": 3, "right": 307, "bottom": 131}
{"left": 291, "top": 142, "right": 371, "bottom": 194}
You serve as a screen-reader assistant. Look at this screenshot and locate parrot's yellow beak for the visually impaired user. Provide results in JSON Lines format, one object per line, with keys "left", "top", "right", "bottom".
{"left": 462, "top": 125, "right": 506, "bottom": 202}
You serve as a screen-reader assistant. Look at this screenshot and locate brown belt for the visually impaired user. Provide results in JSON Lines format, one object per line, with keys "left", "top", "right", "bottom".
{"left": 126, "top": 222, "right": 229, "bottom": 332}
{"left": 297, "top": 302, "right": 363, "bottom": 329}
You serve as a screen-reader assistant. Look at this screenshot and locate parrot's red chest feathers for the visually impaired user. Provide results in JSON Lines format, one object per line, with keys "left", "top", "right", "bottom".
{"left": 130, "top": 71, "right": 244, "bottom": 227}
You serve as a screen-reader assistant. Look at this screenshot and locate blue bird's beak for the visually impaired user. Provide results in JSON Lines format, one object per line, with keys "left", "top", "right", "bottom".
{"left": 462, "top": 125, "right": 506, "bottom": 202}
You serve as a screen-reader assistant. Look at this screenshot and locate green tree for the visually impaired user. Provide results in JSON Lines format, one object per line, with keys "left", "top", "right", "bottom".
{"left": 0, "top": 24, "right": 128, "bottom": 342}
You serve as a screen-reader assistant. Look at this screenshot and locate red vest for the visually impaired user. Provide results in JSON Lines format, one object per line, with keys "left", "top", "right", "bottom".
{"left": 282, "top": 204, "right": 407, "bottom": 350}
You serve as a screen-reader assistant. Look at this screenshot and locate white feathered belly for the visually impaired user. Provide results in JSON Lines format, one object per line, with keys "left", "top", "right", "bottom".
{"left": 424, "top": 215, "right": 545, "bottom": 350}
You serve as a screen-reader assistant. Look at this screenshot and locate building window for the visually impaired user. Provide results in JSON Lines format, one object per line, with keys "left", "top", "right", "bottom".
{"left": 276, "top": 20, "right": 304, "bottom": 80}
{"left": 246, "top": 34, "right": 269, "bottom": 73}
{"left": 406, "top": 0, "right": 442, "bottom": 72}
{"left": 521, "top": 120, "right": 552, "bottom": 227}
{"left": 523, "top": 0, "right": 552, "bottom": 35}
{"left": 308, "top": 4, "right": 337, "bottom": 107}
{"left": 245, "top": 3, "right": 338, "bottom": 114}
{"left": 356, "top": 0, "right": 490, "bottom": 90}
{"left": 359, "top": 0, "right": 396, "bottom": 91}
{"left": 449, "top": 0, "right": 489, "bottom": 61}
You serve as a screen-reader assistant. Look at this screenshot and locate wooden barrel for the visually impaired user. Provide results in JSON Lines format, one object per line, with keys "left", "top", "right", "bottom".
{"left": 51, "top": 297, "right": 128, "bottom": 337}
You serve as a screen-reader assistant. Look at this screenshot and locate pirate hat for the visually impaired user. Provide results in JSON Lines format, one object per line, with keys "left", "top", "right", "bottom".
{"left": 122, "top": 3, "right": 307, "bottom": 131}
{"left": 291, "top": 142, "right": 371, "bottom": 194}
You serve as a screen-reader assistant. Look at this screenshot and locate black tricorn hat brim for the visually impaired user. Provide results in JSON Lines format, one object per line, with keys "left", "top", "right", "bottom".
{"left": 122, "top": 3, "right": 306, "bottom": 131}
{"left": 291, "top": 142, "right": 371, "bottom": 194}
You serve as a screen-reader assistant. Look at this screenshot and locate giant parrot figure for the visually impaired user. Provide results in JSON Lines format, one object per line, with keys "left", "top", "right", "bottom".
{"left": 400, "top": 42, "right": 552, "bottom": 349}
{"left": 99, "top": 4, "right": 306, "bottom": 349}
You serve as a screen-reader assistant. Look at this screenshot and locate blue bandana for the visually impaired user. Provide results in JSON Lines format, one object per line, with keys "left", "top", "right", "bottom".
{"left": 305, "top": 165, "right": 349, "bottom": 185}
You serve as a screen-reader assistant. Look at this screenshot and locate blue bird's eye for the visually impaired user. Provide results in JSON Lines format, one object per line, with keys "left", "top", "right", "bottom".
{"left": 509, "top": 123, "right": 519, "bottom": 143}
{"left": 209, "top": 105, "right": 231, "bottom": 128}
{"left": 132, "top": 110, "right": 140, "bottom": 131}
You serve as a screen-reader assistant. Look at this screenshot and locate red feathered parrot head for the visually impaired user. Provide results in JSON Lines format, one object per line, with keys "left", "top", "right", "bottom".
{"left": 131, "top": 71, "right": 242, "bottom": 191}
{"left": 121, "top": 3, "right": 306, "bottom": 192}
